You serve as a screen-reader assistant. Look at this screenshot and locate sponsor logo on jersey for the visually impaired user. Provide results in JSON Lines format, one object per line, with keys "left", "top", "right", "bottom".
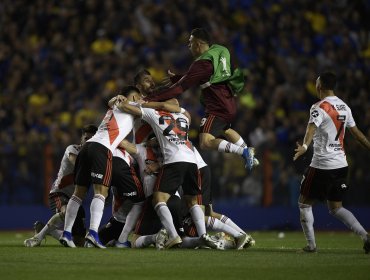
{"left": 122, "top": 191, "right": 137, "bottom": 197}
{"left": 341, "top": 184, "right": 347, "bottom": 189}
{"left": 91, "top": 172, "right": 103, "bottom": 179}
{"left": 311, "top": 110, "right": 319, "bottom": 118}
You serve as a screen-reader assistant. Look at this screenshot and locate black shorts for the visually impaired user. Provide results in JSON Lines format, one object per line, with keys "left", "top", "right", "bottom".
{"left": 74, "top": 142, "right": 113, "bottom": 187}
{"left": 300, "top": 166, "right": 349, "bottom": 202}
{"left": 98, "top": 217, "right": 125, "bottom": 245}
{"left": 199, "top": 114, "right": 231, "bottom": 137}
{"left": 198, "top": 166, "right": 212, "bottom": 206}
{"left": 48, "top": 192, "right": 69, "bottom": 213}
{"left": 134, "top": 195, "right": 183, "bottom": 236}
{"left": 154, "top": 162, "right": 200, "bottom": 196}
{"left": 48, "top": 192, "right": 86, "bottom": 237}
{"left": 111, "top": 157, "right": 145, "bottom": 203}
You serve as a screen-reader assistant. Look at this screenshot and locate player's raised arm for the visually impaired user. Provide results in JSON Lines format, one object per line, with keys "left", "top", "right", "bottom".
{"left": 116, "top": 100, "right": 142, "bottom": 117}
{"left": 293, "top": 123, "right": 316, "bottom": 161}
{"left": 348, "top": 126, "right": 370, "bottom": 151}
{"left": 142, "top": 100, "right": 181, "bottom": 113}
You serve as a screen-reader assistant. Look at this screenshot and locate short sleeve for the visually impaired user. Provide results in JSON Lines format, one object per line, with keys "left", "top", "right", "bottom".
{"left": 140, "top": 107, "right": 155, "bottom": 125}
{"left": 345, "top": 106, "right": 356, "bottom": 128}
{"left": 309, "top": 105, "right": 324, "bottom": 127}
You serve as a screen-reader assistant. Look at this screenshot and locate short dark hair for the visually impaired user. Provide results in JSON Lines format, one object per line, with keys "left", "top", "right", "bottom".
{"left": 82, "top": 124, "right": 98, "bottom": 134}
{"left": 191, "top": 28, "right": 210, "bottom": 44}
{"left": 134, "top": 69, "right": 151, "bottom": 85}
{"left": 119, "top": 85, "right": 140, "bottom": 97}
{"left": 319, "top": 72, "right": 336, "bottom": 90}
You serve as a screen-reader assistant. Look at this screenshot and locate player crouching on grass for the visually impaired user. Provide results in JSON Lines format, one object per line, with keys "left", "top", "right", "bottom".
{"left": 24, "top": 124, "right": 98, "bottom": 247}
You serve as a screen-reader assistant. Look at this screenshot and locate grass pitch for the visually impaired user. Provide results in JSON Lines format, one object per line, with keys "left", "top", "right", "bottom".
{"left": 0, "top": 231, "right": 368, "bottom": 280}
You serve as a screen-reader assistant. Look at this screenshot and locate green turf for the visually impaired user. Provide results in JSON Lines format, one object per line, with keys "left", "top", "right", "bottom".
{"left": 0, "top": 231, "right": 368, "bottom": 280}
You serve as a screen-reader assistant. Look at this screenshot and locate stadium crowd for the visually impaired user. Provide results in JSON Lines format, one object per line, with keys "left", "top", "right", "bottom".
{"left": 1, "top": 0, "right": 370, "bottom": 206}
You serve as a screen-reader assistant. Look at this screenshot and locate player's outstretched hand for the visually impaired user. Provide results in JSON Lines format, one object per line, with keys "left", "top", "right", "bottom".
{"left": 293, "top": 142, "right": 307, "bottom": 161}
{"left": 160, "top": 69, "right": 176, "bottom": 87}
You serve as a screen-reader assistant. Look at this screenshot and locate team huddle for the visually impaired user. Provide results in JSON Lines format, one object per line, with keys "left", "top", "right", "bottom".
{"left": 24, "top": 28, "right": 370, "bottom": 253}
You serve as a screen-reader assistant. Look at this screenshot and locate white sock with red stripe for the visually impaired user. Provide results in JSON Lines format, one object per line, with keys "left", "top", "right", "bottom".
{"left": 299, "top": 203, "right": 316, "bottom": 249}
{"left": 330, "top": 207, "right": 368, "bottom": 241}
{"left": 154, "top": 202, "right": 178, "bottom": 239}
{"left": 218, "top": 140, "right": 244, "bottom": 155}
{"left": 189, "top": 204, "right": 206, "bottom": 237}
{"left": 89, "top": 194, "right": 106, "bottom": 232}
{"left": 234, "top": 137, "right": 247, "bottom": 148}
{"left": 118, "top": 203, "right": 143, "bottom": 243}
{"left": 134, "top": 234, "right": 156, "bottom": 248}
{"left": 181, "top": 236, "right": 203, "bottom": 248}
{"left": 207, "top": 217, "right": 242, "bottom": 238}
{"left": 220, "top": 215, "right": 245, "bottom": 234}
{"left": 64, "top": 195, "right": 82, "bottom": 232}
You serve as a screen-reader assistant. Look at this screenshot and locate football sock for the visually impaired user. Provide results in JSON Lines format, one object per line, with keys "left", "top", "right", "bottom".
{"left": 299, "top": 203, "right": 316, "bottom": 249}
{"left": 234, "top": 137, "right": 247, "bottom": 148}
{"left": 189, "top": 204, "right": 206, "bottom": 237}
{"left": 154, "top": 202, "right": 178, "bottom": 239}
{"left": 220, "top": 215, "right": 246, "bottom": 234}
{"left": 89, "top": 194, "right": 105, "bottom": 232}
{"left": 181, "top": 237, "right": 203, "bottom": 248}
{"left": 218, "top": 140, "right": 244, "bottom": 155}
{"left": 134, "top": 235, "right": 156, "bottom": 248}
{"left": 64, "top": 195, "right": 82, "bottom": 233}
{"left": 118, "top": 203, "right": 143, "bottom": 243}
{"left": 330, "top": 207, "right": 368, "bottom": 241}
{"left": 207, "top": 217, "right": 242, "bottom": 238}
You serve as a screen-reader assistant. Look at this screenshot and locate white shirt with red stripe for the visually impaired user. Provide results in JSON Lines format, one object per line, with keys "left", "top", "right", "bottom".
{"left": 140, "top": 107, "right": 196, "bottom": 165}
{"left": 309, "top": 96, "right": 355, "bottom": 169}
{"left": 88, "top": 105, "right": 134, "bottom": 153}
{"left": 50, "top": 144, "right": 80, "bottom": 197}
{"left": 134, "top": 118, "right": 153, "bottom": 144}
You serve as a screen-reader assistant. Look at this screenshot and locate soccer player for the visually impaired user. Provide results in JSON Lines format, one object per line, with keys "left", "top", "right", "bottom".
{"left": 184, "top": 147, "right": 255, "bottom": 250}
{"left": 118, "top": 138, "right": 185, "bottom": 249}
{"left": 59, "top": 86, "right": 140, "bottom": 248}
{"left": 24, "top": 124, "right": 98, "bottom": 247}
{"left": 293, "top": 72, "right": 370, "bottom": 253}
{"left": 117, "top": 98, "right": 218, "bottom": 249}
{"left": 109, "top": 146, "right": 145, "bottom": 248}
{"left": 145, "top": 28, "right": 257, "bottom": 170}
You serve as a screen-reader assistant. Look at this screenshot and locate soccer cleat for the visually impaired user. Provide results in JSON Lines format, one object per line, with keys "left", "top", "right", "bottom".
{"left": 243, "top": 234, "right": 256, "bottom": 249}
{"left": 33, "top": 221, "right": 45, "bottom": 235}
{"left": 59, "top": 231, "right": 76, "bottom": 248}
{"left": 155, "top": 228, "right": 168, "bottom": 250}
{"left": 297, "top": 245, "right": 317, "bottom": 253}
{"left": 84, "top": 239, "right": 95, "bottom": 248}
{"left": 85, "top": 230, "right": 106, "bottom": 249}
{"left": 242, "top": 147, "right": 255, "bottom": 170}
{"left": 235, "top": 233, "right": 250, "bottom": 250}
{"left": 363, "top": 234, "right": 370, "bottom": 254}
{"left": 115, "top": 240, "right": 131, "bottom": 248}
{"left": 24, "top": 236, "right": 42, "bottom": 247}
{"left": 201, "top": 233, "right": 224, "bottom": 250}
{"left": 164, "top": 235, "right": 182, "bottom": 249}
